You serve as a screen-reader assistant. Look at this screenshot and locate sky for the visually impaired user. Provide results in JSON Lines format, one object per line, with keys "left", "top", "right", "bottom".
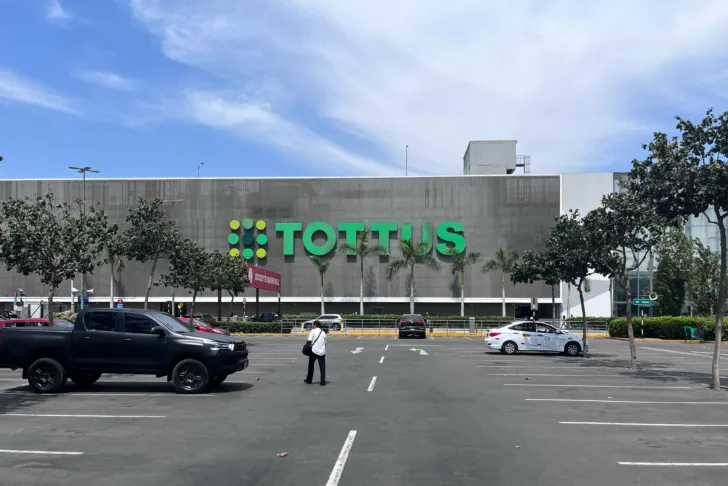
{"left": 1, "top": 0, "right": 728, "bottom": 180}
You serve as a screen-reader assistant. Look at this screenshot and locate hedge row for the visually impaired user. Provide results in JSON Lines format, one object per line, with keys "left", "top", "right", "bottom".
{"left": 608, "top": 316, "right": 727, "bottom": 341}
{"left": 225, "top": 322, "right": 293, "bottom": 334}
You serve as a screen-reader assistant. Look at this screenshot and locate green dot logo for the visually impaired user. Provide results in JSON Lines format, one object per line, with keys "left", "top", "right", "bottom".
{"left": 229, "top": 218, "right": 267, "bottom": 260}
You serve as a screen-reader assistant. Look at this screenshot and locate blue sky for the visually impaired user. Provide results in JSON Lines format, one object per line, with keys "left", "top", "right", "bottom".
{"left": 1, "top": 0, "right": 728, "bottom": 180}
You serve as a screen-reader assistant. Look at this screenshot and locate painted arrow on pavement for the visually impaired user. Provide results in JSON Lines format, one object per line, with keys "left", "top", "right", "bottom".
{"left": 351, "top": 347, "right": 364, "bottom": 354}
{"left": 409, "top": 348, "right": 429, "bottom": 356}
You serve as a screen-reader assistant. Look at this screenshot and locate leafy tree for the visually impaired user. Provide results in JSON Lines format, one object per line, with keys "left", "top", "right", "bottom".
{"left": 629, "top": 109, "right": 728, "bottom": 388}
{"left": 0, "top": 194, "right": 117, "bottom": 325}
{"left": 510, "top": 249, "right": 562, "bottom": 321}
{"left": 206, "top": 251, "right": 249, "bottom": 325}
{"left": 482, "top": 248, "right": 519, "bottom": 317}
{"left": 653, "top": 225, "right": 693, "bottom": 316}
{"left": 586, "top": 191, "right": 670, "bottom": 369}
{"left": 545, "top": 210, "right": 613, "bottom": 355}
{"left": 338, "top": 231, "right": 387, "bottom": 315}
{"left": 386, "top": 239, "right": 441, "bottom": 314}
{"left": 309, "top": 256, "right": 330, "bottom": 315}
{"left": 122, "top": 197, "right": 177, "bottom": 309}
{"left": 689, "top": 240, "right": 721, "bottom": 316}
{"left": 159, "top": 237, "right": 208, "bottom": 317}
{"left": 445, "top": 248, "right": 482, "bottom": 316}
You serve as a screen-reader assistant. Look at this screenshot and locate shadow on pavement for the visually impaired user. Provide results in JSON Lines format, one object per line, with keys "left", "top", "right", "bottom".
{"left": 4, "top": 382, "right": 254, "bottom": 395}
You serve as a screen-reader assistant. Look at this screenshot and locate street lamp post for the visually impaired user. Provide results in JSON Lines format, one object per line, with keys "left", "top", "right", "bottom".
{"left": 68, "top": 166, "right": 99, "bottom": 311}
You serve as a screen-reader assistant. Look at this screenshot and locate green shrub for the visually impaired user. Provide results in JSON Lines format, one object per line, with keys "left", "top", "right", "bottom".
{"left": 53, "top": 311, "right": 78, "bottom": 322}
{"left": 607, "top": 316, "right": 723, "bottom": 340}
{"left": 566, "top": 316, "right": 612, "bottom": 324}
{"left": 227, "top": 321, "right": 292, "bottom": 334}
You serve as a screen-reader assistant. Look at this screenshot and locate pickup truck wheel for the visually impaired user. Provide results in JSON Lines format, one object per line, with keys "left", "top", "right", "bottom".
{"left": 70, "top": 372, "right": 102, "bottom": 387}
{"left": 173, "top": 359, "right": 209, "bottom": 394}
{"left": 28, "top": 358, "right": 67, "bottom": 393}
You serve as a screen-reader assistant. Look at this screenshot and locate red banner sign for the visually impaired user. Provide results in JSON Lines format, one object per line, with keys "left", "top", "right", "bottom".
{"left": 248, "top": 265, "right": 281, "bottom": 293}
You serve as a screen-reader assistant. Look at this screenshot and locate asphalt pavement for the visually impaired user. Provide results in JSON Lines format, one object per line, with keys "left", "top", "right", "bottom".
{"left": 1, "top": 336, "right": 727, "bottom": 485}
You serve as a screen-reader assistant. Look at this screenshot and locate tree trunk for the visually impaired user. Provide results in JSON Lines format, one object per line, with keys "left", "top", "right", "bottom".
{"left": 577, "top": 283, "right": 587, "bottom": 358}
{"left": 360, "top": 257, "right": 364, "bottom": 315}
{"left": 109, "top": 267, "right": 115, "bottom": 309}
{"left": 712, "top": 217, "right": 726, "bottom": 390}
{"left": 321, "top": 275, "right": 325, "bottom": 315}
{"left": 47, "top": 287, "right": 55, "bottom": 326}
{"left": 191, "top": 289, "right": 197, "bottom": 317}
{"left": 501, "top": 272, "right": 506, "bottom": 317}
{"left": 625, "top": 274, "right": 637, "bottom": 369}
{"left": 144, "top": 252, "right": 159, "bottom": 310}
{"left": 410, "top": 265, "right": 415, "bottom": 314}
{"left": 551, "top": 285, "right": 556, "bottom": 321}
{"left": 227, "top": 290, "right": 234, "bottom": 334}
{"left": 460, "top": 270, "right": 465, "bottom": 317}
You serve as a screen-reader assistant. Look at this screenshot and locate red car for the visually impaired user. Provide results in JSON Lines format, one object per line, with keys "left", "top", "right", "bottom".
{"left": 178, "top": 316, "right": 229, "bottom": 335}
{"left": 0, "top": 318, "right": 75, "bottom": 329}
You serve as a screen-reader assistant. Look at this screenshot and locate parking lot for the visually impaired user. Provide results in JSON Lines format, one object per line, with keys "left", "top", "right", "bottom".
{"left": 1, "top": 336, "right": 727, "bottom": 485}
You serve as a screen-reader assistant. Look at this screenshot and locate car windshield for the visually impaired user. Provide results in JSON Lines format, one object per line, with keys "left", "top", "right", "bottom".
{"left": 154, "top": 313, "right": 194, "bottom": 333}
{"left": 54, "top": 320, "right": 74, "bottom": 328}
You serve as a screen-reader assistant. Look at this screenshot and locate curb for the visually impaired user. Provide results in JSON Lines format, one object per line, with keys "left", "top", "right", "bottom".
{"left": 597, "top": 337, "right": 727, "bottom": 344}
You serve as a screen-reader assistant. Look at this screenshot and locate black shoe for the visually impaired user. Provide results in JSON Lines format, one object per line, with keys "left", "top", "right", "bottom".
{"left": 304, "top": 380, "right": 312, "bottom": 384}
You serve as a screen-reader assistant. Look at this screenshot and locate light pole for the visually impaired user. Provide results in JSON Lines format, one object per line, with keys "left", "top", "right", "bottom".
{"left": 68, "top": 166, "right": 99, "bottom": 310}
{"left": 198, "top": 162, "right": 205, "bottom": 178}
{"left": 405, "top": 146, "right": 408, "bottom": 176}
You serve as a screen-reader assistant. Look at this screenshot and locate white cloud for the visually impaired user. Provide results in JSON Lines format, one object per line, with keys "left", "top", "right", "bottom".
{"left": 46, "top": 0, "right": 71, "bottom": 22}
{"left": 75, "top": 70, "right": 138, "bottom": 91}
{"left": 128, "top": 0, "right": 728, "bottom": 174}
{"left": 0, "top": 68, "right": 77, "bottom": 114}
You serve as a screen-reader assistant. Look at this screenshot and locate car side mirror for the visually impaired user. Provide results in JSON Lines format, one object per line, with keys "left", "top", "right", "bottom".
{"left": 151, "top": 326, "right": 166, "bottom": 336}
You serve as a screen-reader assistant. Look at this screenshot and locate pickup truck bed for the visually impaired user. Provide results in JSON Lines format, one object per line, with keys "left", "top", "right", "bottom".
{"left": 0, "top": 308, "right": 249, "bottom": 394}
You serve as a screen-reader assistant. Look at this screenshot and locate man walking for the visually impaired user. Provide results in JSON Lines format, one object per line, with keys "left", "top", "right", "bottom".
{"left": 304, "top": 320, "right": 327, "bottom": 386}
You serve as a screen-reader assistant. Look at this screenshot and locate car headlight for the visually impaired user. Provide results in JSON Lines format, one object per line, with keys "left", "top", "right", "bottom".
{"left": 206, "top": 341, "right": 234, "bottom": 351}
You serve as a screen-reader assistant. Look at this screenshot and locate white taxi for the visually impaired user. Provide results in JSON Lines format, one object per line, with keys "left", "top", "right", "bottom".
{"left": 484, "top": 321, "right": 585, "bottom": 356}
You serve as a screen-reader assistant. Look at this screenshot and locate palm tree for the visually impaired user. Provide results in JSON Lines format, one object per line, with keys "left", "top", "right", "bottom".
{"left": 338, "top": 231, "right": 386, "bottom": 315}
{"left": 386, "top": 239, "right": 441, "bottom": 314}
{"left": 446, "top": 248, "right": 482, "bottom": 316}
{"left": 108, "top": 243, "right": 126, "bottom": 309}
{"left": 309, "top": 256, "right": 330, "bottom": 314}
{"left": 482, "top": 248, "right": 519, "bottom": 317}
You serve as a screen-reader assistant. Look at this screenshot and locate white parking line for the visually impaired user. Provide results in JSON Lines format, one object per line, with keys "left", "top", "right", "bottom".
{"left": 0, "top": 378, "right": 24, "bottom": 382}
{"left": 252, "top": 358, "right": 299, "bottom": 360}
{"left": 2, "top": 413, "right": 165, "bottom": 418}
{"left": 561, "top": 422, "right": 728, "bottom": 427}
{"left": 326, "top": 430, "right": 357, "bottom": 486}
{"left": 504, "top": 384, "right": 694, "bottom": 389}
{"left": 429, "top": 336, "right": 435, "bottom": 340}
{"left": 477, "top": 365, "right": 615, "bottom": 369}
{"left": 3, "top": 392, "right": 212, "bottom": 397}
{"left": 385, "top": 345, "right": 389, "bottom": 351}
{"left": 619, "top": 462, "right": 728, "bottom": 466}
{"left": 527, "top": 399, "right": 728, "bottom": 405}
{"left": 254, "top": 363, "right": 286, "bottom": 366}
{"left": 491, "top": 374, "right": 618, "bottom": 377}
{"left": 0, "top": 449, "right": 84, "bottom": 456}
{"left": 379, "top": 356, "right": 385, "bottom": 364}
{"left": 367, "top": 376, "right": 377, "bottom": 392}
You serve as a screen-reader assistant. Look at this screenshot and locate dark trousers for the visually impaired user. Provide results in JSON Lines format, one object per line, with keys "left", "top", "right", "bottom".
{"left": 306, "top": 353, "right": 326, "bottom": 384}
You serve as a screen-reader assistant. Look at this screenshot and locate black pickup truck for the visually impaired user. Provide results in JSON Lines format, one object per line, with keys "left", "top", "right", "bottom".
{"left": 0, "top": 308, "right": 249, "bottom": 394}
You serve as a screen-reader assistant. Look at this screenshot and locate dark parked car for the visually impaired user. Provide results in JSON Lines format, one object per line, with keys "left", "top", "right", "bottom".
{"left": 398, "top": 314, "right": 427, "bottom": 339}
{"left": 250, "top": 312, "right": 282, "bottom": 322}
{"left": 0, "top": 309, "right": 249, "bottom": 394}
{"left": 0, "top": 318, "right": 74, "bottom": 329}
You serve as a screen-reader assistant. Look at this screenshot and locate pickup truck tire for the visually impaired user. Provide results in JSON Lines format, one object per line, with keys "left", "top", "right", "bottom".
{"left": 70, "top": 372, "right": 102, "bottom": 387}
{"left": 172, "top": 359, "right": 210, "bottom": 394}
{"left": 28, "top": 357, "right": 67, "bottom": 393}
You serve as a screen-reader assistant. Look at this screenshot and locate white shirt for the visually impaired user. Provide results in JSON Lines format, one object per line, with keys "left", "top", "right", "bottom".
{"left": 307, "top": 328, "right": 326, "bottom": 356}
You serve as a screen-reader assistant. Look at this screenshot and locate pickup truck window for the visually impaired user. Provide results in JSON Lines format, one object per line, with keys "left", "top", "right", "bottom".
{"left": 83, "top": 312, "right": 117, "bottom": 331}
{"left": 124, "top": 313, "right": 159, "bottom": 334}
{"left": 155, "top": 313, "right": 194, "bottom": 333}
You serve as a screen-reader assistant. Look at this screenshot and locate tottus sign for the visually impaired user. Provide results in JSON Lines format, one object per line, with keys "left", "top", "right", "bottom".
{"left": 227, "top": 219, "right": 465, "bottom": 259}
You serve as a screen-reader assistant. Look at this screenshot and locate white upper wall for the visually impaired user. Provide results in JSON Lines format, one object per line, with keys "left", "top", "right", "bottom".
{"left": 463, "top": 140, "right": 517, "bottom": 175}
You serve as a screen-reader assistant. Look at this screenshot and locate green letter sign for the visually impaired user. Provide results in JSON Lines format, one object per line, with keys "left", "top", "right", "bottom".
{"left": 275, "top": 222, "right": 302, "bottom": 256}
{"left": 338, "top": 222, "right": 365, "bottom": 255}
{"left": 436, "top": 221, "right": 466, "bottom": 254}
{"left": 370, "top": 222, "right": 398, "bottom": 255}
{"left": 303, "top": 222, "right": 337, "bottom": 256}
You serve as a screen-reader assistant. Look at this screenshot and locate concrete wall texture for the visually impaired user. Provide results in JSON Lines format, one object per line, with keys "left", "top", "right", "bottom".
{"left": 0, "top": 175, "right": 564, "bottom": 315}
